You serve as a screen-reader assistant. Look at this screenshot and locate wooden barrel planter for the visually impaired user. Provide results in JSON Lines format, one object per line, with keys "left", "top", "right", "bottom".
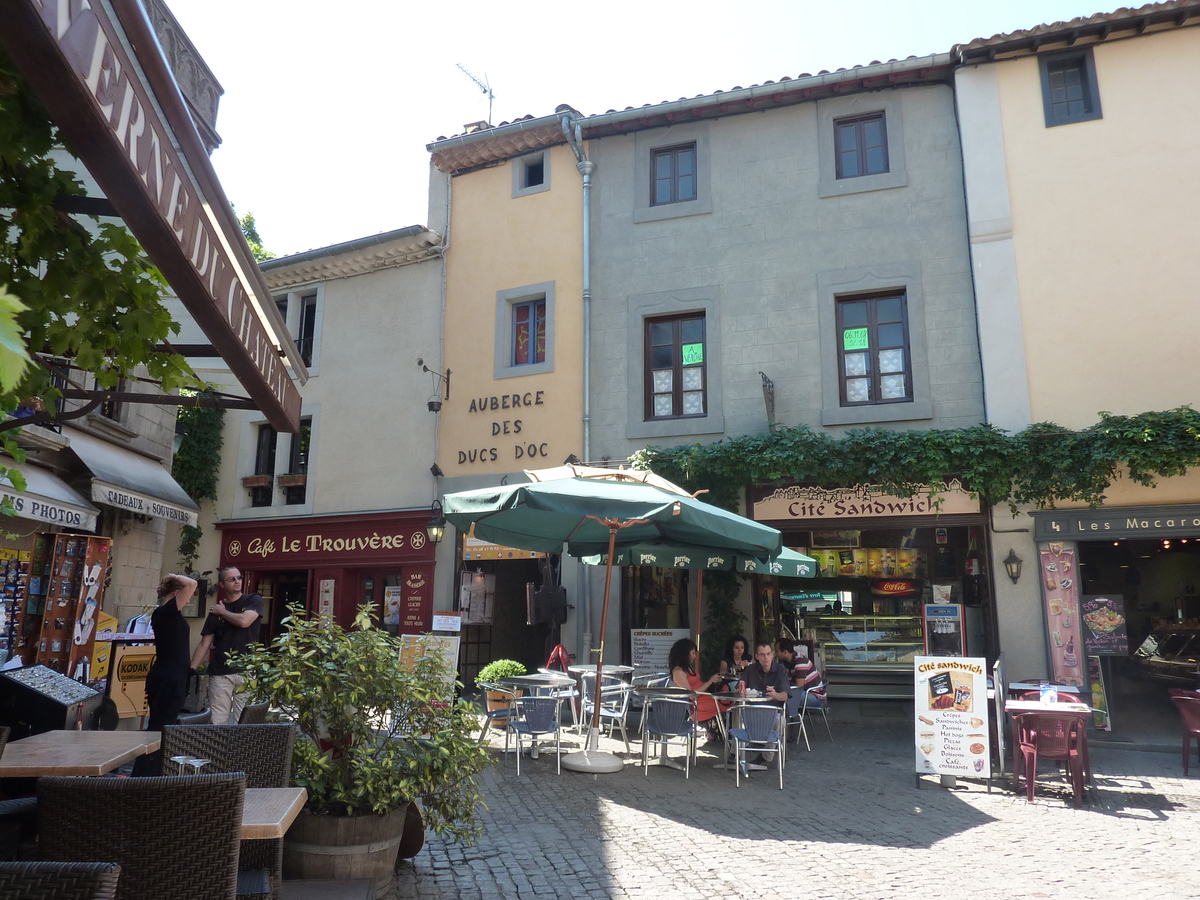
{"left": 485, "top": 688, "right": 521, "bottom": 728}
{"left": 284, "top": 805, "right": 408, "bottom": 898}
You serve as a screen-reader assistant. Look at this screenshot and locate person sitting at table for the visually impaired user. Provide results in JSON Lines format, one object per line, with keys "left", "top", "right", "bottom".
{"left": 740, "top": 642, "right": 791, "bottom": 704}
{"left": 719, "top": 634, "right": 753, "bottom": 679}
{"left": 668, "top": 638, "right": 723, "bottom": 741}
{"left": 777, "top": 638, "right": 825, "bottom": 720}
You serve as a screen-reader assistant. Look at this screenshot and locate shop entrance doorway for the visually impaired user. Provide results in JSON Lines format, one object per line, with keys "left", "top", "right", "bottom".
{"left": 1076, "top": 537, "right": 1200, "bottom": 744}
{"left": 250, "top": 570, "right": 308, "bottom": 644}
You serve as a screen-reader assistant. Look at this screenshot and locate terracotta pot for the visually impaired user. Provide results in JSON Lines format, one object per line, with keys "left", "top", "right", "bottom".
{"left": 241, "top": 474, "right": 272, "bottom": 488}
{"left": 277, "top": 473, "right": 307, "bottom": 487}
{"left": 284, "top": 805, "right": 408, "bottom": 898}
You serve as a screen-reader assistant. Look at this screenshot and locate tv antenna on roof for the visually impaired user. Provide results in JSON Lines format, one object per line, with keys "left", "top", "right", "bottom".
{"left": 456, "top": 63, "right": 495, "bottom": 125}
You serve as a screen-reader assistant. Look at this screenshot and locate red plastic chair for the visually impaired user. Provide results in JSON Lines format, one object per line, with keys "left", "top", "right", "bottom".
{"left": 1012, "top": 712, "right": 1086, "bottom": 807}
{"left": 1169, "top": 695, "right": 1200, "bottom": 776}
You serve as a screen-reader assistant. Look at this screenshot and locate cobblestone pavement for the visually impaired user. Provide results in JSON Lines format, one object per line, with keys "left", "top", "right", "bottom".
{"left": 395, "top": 712, "right": 1200, "bottom": 900}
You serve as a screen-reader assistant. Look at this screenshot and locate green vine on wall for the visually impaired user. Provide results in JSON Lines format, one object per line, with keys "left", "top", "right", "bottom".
{"left": 171, "top": 395, "right": 224, "bottom": 570}
{"left": 630, "top": 406, "right": 1200, "bottom": 514}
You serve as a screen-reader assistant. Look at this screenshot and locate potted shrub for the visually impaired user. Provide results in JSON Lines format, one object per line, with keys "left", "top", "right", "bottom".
{"left": 234, "top": 606, "right": 490, "bottom": 898}
{"left": 475, "top": 659, "right": 527, "bottom": 729}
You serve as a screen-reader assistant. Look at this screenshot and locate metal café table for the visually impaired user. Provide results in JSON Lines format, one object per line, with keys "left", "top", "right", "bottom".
{"left": 0, "top": 730, "right": 160, "bottom": 777}
{"left": 497, "top": 673, "right": 578, "bottom": 757}
{"left": 633, "top": 685, "right": 698, "bottom": 770}
{"left": 567, "top": 664, "right": 634, "bottom": 678}
{"left": 242, "top": 786, "right": 307, "bottom": 839}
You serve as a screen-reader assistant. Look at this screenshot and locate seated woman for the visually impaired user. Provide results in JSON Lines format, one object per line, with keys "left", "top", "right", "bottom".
{"left": 668, "top": 638, "right": 724, "bottom": 740}
{"left": 719, "top": 633, "right": 753, "bottom": 678}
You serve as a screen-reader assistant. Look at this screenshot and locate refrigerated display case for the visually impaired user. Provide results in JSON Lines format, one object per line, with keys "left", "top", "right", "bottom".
{"left": 808, "top": 614, "right": 923, "bottom": 699}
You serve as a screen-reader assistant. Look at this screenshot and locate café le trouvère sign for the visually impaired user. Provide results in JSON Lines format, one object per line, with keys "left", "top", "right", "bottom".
{"left": 224, "top": 525, "right": 430, "bottom": 565}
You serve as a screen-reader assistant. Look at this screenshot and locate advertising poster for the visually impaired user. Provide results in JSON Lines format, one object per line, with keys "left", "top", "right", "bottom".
{"left": 399, "top": 634, "right": 460, "bottom": 688}
{"left": 630, "top": 629, "right": 690, "bottom": 682}
{"left": 111, "top": 642, "right": 155, "bottom": 718}
{"left": 1087, "top": 655, "right": 1113, "bottom": 731}
{"left": 400, "top": 570, "right": 432, "bottom": 633}
{"left": 914, "top": 656, "right": 991, "bottom": 779}
{"left": 459, "top": 571, "right": 495, "bottom": 625}
{"left": 383, "top": 586, "right": 403, "bottom": 626}
{"left": 1080, "top": 594, "right": 1128, "bottom": 656}
{"left": 1039, "top": 542, "right": 1085, "bottom": 687}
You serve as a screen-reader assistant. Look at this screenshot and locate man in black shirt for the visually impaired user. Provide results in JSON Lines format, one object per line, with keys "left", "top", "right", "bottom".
{"left": 190, "top": 566, "right": 262, "bottom": 724}
{"left": 740, "top": 642, "right": 791, "bottom": 704}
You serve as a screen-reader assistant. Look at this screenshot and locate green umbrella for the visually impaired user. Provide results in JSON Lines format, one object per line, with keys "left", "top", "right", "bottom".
{"left": 443, "top": 474, "right": 782, "bottom": 773}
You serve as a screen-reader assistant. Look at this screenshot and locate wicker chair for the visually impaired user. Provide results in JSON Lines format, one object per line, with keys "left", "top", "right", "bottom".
{"left": 0, "top": 861, "right": 121, "bottom": 900}
{"left": 0, "top": 727, "right": 39, "bottom": 858}
{"left": 177, "top": 709, "right": 213, "bottom": 725}
{"left": 39, "top": 774, "right": 245, "bottom": 900}
{"left": 161, "top": 725, "right": 296, "bottom": 900}
{"left": 160, "top": 725, "right": 295, "bottom": 789}
{"left": 238, "top": 701, "right": 270, "bottom": 725}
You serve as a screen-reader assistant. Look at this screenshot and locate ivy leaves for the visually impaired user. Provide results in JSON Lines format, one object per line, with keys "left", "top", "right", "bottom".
{"left": 632, "top": 407, "right": 1200, "bottom": 513}
{"left": 0, "top": 50, "right": 198, "bottom": 412}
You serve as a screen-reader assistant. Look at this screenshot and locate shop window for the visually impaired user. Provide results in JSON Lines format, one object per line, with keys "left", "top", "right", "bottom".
{"left": 512, "top": 150, "right": 550, "bottom": 197}
{"left": 1039, "top": 48, "right": 1102, "bottom": 127}
{"left": 651, "top": 143, "right": 697, "bottom": 206}
{"left": 283, "top": 418, "right": 311, "bottom": 506}
{"left": 644, "top": 313, "right": 706, "bottom": 420}
{"left": 836, "top": 293, "right": 912, "bottom": 407}
{"left": 494, "top": 282, "right": 555, "bottom": 379}
{"left": 273, "top": 287, "right": 322, "bottom": 370}
{"left": 511, "top": 298, "right": 546, "bottom": 367}
{"left": 834, "top": 113, "right": 888, "bottom": 179}
{"left": 251, "top": 424, "right": 276, "bottom": 507}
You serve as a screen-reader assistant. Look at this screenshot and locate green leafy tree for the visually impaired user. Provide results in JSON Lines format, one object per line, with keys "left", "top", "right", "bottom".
{"left": 172, "top": 398, "right": 225, "bottom": 570}
{"left": 238, "top": 210, "right": 274, "bottom": 263}
{"left": 0, "top": 49, "right": 200, "bottom": 418}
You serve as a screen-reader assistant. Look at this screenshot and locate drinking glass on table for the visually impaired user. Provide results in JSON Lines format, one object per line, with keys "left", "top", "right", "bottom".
{"left": 169, "top": 754, "right": 194, "bottom": 775}
{"left": 186, "top": 757, "right": 211, "bottom": 775}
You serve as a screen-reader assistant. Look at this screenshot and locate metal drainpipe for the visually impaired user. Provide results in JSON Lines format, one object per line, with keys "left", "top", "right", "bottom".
{"left": 562, "top": 114, "right": 594, "bottom": 655}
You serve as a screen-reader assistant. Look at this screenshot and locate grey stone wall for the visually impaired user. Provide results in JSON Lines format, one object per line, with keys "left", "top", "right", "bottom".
{"left": 587, "top": 82, "right": 983, "bottom": 462}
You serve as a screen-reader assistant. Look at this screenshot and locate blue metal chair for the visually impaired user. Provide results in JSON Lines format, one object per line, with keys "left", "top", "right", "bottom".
{"left": 804, "top": 682, "right": 833, "bottom": 742}
{"left": 536, "top": 668, "right": 580, "bottom": 732}
{"left": 507, "top": 695, "right": 562, "bottom": 775}
{"left": 784, "top": 687, "right": 812, "bottom": 751}
{"left": 728, "top": 704, "right": 785, "bottom": 789}
{"left": 476, "top": 682, "right": 519, "bottom": 744}
{"left": 641, "top": 696, "right": 696, "bottom": 778}
{"left": 580, "top": 673, "right": 632, "bottom": 753}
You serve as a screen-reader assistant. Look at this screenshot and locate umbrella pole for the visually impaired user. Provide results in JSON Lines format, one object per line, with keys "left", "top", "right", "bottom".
{"left": 695, "top": 570, "right": 704, "bottom": 661}
{"left": 562, "top": 523, "right": 625, "bottom": 774}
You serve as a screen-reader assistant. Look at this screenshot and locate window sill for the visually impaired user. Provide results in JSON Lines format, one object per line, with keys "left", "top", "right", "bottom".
{"left": 83, "top": 413, "right": 137, "bottom": 443}
{"left": 818, "top": 169, "right": 907, "bottom": 199}
{"left": 820, "top": 400, "right": 932, "bottom": 427}
{"left": 633, "top": 196, "right": 712, "bottom": 224}
{"left": 626, "top": 413, "right": 725, "bottom": 440}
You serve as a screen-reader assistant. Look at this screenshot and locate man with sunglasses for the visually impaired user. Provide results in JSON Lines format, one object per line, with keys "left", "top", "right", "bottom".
{"left": 190, "top": 566, "right": 262, "bottom": 724}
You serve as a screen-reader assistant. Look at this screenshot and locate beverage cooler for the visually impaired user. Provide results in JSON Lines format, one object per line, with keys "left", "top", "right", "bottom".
{"left": 923, "top": 604, "right": 966, "bottom": 657}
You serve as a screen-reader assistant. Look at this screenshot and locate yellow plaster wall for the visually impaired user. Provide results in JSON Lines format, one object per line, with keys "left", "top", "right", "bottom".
{"left": 1053, "top": 467, "right": 1200, "bottom": 509}
{"left": 996, "top": 27, "right": 1200, "bottom": 429}
{"left": 438, "top": 144, "right": 584, "bottom": 476}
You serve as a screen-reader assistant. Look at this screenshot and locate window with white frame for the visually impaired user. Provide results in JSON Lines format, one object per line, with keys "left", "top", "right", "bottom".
{"left": 273, "top": 287, "right": 322, "bottom": 370}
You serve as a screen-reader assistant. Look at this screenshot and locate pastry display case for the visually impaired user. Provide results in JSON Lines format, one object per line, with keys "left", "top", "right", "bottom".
{"left": 808, "top": 614, "right": 924, "bottom": 699}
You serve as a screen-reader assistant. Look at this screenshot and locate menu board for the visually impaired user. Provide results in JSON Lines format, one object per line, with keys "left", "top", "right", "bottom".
{"left": 399, "top": 634, "right": 460, "bottom": 688}
{"left": 1039, "top": 542, "right": 1085, "bottom": 687}
{"left": 914, "top": 656, "right": 991, "bottom": 779}
{"left": 1080, "top": 595, "right": 1128, "bottom": 656}
{"left": 630, "top": 629, "right": 690, "bottom": 683}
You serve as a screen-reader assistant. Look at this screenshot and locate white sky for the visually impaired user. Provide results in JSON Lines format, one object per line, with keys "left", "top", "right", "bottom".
{"left": 166, "top": 0, "right": 1110, "bottom": 257}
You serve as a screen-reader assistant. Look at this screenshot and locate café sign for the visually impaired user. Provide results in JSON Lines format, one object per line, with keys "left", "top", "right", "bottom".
{"left": 1033, "top": 504, "right": 1200, "bottom": 542}
{"left": 221, "top": 513, "right": 435, "bottom": 567}
{"left": 0, "top": 0, "right": 304, "bottom": 431}
{"left": 755, "top": 480, "right": 979, "bottom": 522}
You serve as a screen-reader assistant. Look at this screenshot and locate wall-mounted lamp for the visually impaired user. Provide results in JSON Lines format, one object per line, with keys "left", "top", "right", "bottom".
{"left": 1003, "top": 549, "right": 1023, "bottom": 584}
{"left": 426, "top": 500, "right": 446, "bottom": 545}
{"left": 417, "top": 357, "right": 451, "bottom": 405}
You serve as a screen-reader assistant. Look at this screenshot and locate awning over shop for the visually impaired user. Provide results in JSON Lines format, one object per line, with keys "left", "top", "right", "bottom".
{"left": 0, "top": 464, "right": 100, "bottom": 532}
{"left": 66, "top": 430, "right": 199, "bottom": 526}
